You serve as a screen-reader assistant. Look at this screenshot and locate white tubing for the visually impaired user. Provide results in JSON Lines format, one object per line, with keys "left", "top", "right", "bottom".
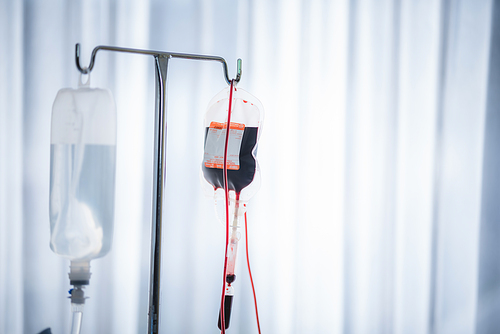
{"left": 70, "top": 304, "right": 84, "bottom": 334}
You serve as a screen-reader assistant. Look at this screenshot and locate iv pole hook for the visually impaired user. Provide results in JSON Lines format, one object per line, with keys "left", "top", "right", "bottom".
{"left": 75, "top": 43, "right": 242, "bottom": 84}
{"left": 75, "top": 43, "right": 91, "bottom": 74}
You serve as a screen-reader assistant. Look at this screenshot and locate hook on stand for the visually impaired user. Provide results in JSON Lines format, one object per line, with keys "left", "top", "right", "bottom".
{"left": 75, "top": 44, "right": 90, "bottom": 74}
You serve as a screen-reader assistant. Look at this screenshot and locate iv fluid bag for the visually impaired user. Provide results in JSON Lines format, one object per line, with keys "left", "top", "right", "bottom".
{"left": 49, "top": 82, "right": 117, "bottom": 261}
{"left": 201, "top": 85, "right": 264, "bottom": 202}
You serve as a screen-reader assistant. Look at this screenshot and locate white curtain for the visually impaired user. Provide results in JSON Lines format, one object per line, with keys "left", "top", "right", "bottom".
{"left": 1, "top": 0, "right": 498, "bottom": 333}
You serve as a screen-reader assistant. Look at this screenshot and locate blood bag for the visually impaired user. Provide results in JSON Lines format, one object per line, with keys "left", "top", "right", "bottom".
{"left": 49, "top": 76, "right": 117, "bottom": 262}
{"left": 201, "top": 83, "right": 264, "bottom": 332}
{"left": 201, "top": 85, "right": 264, "bottom": 203}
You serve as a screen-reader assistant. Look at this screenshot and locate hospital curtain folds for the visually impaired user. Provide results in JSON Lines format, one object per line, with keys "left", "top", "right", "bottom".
{"left": 0, "top": 0, "right": 498, "bottom": 333}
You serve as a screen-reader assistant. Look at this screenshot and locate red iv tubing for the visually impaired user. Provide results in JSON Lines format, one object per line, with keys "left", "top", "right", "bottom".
{"left": 220, "top": 80, "right": 234, "bottom": 334}
{"left": 245, "top": 212, "right": 261, "bottom": 334}
{"left": 220, "top": 81, "right": 261, "bottom": 334}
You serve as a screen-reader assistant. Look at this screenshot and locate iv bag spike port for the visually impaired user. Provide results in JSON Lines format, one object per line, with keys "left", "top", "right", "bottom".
{"left": 74, "top": 43, "right": 242, "bottom": 84}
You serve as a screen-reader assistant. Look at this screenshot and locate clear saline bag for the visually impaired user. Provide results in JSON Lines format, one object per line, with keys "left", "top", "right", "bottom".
{"left": 50, "top": 73, "right": 116, "bottom": 334}
{"left": 49, "top": 75, "right": 117, "bottom": 267}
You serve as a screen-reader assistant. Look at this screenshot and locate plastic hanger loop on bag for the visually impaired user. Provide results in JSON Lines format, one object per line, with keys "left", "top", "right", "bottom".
{"left": 75, "top": 43, "right": 242, "bottom": 85}
{"left": 78, "top": 73, "right": 90, "bottom": 88}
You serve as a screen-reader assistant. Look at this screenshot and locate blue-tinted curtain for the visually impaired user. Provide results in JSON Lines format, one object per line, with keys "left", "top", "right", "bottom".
{"left": 1, "top": 0, "right": 498, "bottom": 333}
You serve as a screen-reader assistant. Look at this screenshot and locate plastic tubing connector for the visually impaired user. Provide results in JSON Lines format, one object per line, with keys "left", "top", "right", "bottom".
{"left": 68, "top": 261, "right": 90, "bottom": 334}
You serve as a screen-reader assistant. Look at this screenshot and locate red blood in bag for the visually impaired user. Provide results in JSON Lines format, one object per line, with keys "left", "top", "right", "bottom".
{"left": 218, "top": 295, "right": 234, "bottom": 330}
{"left": 202, "top": 127, "right": 258, "bottom": 194}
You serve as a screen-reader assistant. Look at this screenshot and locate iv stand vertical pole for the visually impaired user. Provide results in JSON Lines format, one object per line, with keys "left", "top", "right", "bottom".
{"left": 149, "top": 55, "right": 169, "bottom": 334}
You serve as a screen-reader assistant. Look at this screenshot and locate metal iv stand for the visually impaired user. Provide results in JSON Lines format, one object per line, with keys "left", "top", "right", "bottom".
{"left": 75, "top": 43, "right": 242, "bottom": 334}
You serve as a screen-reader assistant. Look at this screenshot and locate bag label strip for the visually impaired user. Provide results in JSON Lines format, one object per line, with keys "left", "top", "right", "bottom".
{"left": 204, "top": 121, "right": 245, "bottom": 170}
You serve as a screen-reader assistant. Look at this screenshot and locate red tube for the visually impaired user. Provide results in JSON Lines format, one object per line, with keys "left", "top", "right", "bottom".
{"left": 220, "top": 80, "right": 235, "bottom": 334}
{"left": 245, "top": 212, "right": 261, "bottom": 334}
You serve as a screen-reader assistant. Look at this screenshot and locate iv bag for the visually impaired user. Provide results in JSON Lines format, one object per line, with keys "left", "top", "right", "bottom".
{"left": 201, "top": 85, "right": 264, "bottom": 203}
{"left": 49, "top": 77, "right": 117, "bottom": 262}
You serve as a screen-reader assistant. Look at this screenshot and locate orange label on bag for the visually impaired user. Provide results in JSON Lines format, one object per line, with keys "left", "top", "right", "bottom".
{"left": 204, "top": 122, "right": 245, "bottom": 170}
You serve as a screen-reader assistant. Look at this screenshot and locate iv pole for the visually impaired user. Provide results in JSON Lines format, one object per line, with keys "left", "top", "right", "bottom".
{"left": 75, "top": 43, "right": 242, "bottom": 334}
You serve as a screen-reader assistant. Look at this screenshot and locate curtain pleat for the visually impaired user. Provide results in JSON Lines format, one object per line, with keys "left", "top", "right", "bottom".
{"left": 0, "top": 1, "right": 24, "bottom": 333}
{"left": 430, "top": 1, "right": 493, "bottom": 333}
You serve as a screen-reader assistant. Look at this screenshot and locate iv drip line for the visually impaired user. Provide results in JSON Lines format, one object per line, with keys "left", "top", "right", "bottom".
{"left": 245, "top": 212, "right": 261, "bottom": 334}
{"left": 220, "top": 80, "right": 235, "bottom": 334}
{"left": 70, "top": 309, "right": 83, "bottom": 334}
